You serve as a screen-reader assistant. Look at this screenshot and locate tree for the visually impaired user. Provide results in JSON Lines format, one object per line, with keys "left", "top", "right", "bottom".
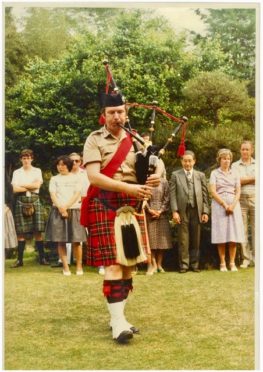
{"left": 185, "top": 122, "right": 255, "bottom": 173}
{"left": 5, "top": 7, "right": 28, "bottom": 87}
{"left": 6, "top": 9, "right": 195, "bottom": 175}
{"left": 180, "top": 70, "right": 255, "bottom": 172}
{"left": 191, "top": 36, "right": 227, "bottom": 73}
{"left": 21, "top": 8, "right": 76, "bottom": 61}
{"left": 193, "top": 8, "right": 256, "bottom": 95}
{"left": 182, "top": 71, "right": 253, "bottom": 128}
{"left": 5, "top": 8, "right": 256, "bottom": 179}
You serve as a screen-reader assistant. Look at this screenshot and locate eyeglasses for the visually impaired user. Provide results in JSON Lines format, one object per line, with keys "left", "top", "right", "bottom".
{"left": 72, "top": 159, "right": 81, "bottom": 163}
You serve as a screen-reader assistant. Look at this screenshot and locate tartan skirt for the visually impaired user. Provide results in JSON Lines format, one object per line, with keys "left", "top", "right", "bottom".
{"left": 14, "top": 195, "right": 45, "bottom": 234}
{"left": 45, "top": 207, "right": 87, "bottom": 243}
{"left": 86, "top": 191, "right": 148, "bottom": 267}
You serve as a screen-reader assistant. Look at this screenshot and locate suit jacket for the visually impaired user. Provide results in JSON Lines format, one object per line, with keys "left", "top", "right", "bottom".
{"left": 169, "top": 168, "right": 209, "bottom": 223}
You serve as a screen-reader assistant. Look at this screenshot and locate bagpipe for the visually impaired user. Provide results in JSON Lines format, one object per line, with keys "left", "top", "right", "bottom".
{"left": 99, "top": 60, "right": 188, "bottom": 185}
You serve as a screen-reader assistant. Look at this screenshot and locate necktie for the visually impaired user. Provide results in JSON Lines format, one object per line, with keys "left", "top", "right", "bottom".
{"left": 186, "top": 171, "right": 191, "bottom": 181}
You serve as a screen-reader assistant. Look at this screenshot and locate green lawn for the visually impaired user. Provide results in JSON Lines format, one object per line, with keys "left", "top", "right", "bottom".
{"left": 4, "top": 256, "right": 255, "bottom": 370}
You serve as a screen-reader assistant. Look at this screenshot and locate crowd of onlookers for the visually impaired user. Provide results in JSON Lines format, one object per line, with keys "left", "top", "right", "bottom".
{"left": 4, "top": 139, "right": 255, "bottom": 275}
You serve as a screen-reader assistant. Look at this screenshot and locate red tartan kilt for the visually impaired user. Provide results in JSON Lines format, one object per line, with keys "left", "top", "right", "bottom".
{"left": 86, "top": 192, "right": 147, "bottom": 267}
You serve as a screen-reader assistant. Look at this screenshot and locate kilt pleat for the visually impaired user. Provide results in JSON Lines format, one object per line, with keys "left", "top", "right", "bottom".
{"left": 14, "top": 195, "right": 45, "bottom": 234}
{"left": 86, "top": 191, "right": 147, "bottom": 267}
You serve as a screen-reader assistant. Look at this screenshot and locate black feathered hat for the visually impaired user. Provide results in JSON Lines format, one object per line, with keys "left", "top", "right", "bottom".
{"left": 99, "top": 92, "right": 125, "bottom": 108}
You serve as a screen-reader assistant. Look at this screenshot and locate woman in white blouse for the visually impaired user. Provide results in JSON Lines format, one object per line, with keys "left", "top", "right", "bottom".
{"left": 45, "top": 155, "right": 87, "bottom": 276}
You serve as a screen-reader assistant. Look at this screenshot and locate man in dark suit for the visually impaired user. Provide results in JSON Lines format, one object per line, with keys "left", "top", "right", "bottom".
{"left": 169, "top": 150, "right": 209, "bottom": 273}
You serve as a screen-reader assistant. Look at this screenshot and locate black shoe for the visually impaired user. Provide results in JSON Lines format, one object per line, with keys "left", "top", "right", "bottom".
{"left": 130, "top": 326, "right": 140, "bottom": 334}
{"left": 115, "top": 330, "right": 133, "bottom": 344}
{"left": 10, "top": 260, "right": 23, "bottom": 268}
{"left": 51, "top": 262, "right": 63, "bottom": 268}
{"left": 110, "top": 326, "right": 139, "bottom": 334}
{"left": 39, "top": 258, "right": 50, "bottom": 265}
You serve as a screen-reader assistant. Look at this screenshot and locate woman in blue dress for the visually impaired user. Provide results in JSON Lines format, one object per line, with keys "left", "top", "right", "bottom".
{"left": 209, "top": 149, "right": 245, "bottom": 272}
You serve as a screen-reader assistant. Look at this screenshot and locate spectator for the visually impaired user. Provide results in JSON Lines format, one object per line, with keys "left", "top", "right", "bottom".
{"left": 45, "top": 155, "right": 87, "bottom": 276}
{"left": 11, "top": 149, "right": 48, "bottom": 267}
{"left": 69, "top": 152, "right": 90, "bottom": 269}
{"left": 145, "top": 177, "right": 172, "bottom": 274}
{"left": 5, "top": 204, "right": 18, "bottom": 259}
{"left": 169, "top": 150, "right": 209, "bottom": 273}
{"left": 141, "top": 132, "right": 152, "bottom": 148}
{"left": 232, "top": 141, "right": 255, "bottom": 268}
{"left": 69, "top": 152, "right": 90, "bottom": 200}
{"left": 209, "top": 149, "right": 245, "bottom": 272}
{"left": 5, "top": 172, "right": 17, "bottom": 259}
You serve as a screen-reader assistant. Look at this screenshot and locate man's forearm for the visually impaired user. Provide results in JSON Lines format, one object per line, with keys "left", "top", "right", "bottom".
{"left": 240, "top": 177, "right": 255, "bottom": 185}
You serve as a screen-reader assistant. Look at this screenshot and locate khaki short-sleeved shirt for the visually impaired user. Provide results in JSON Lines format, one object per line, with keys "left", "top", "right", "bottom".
{"left": 83, "top": 126, "right": 139, "bottom": 183}
{"left": 232, "top": 158, "right": 255, "bottom": 196}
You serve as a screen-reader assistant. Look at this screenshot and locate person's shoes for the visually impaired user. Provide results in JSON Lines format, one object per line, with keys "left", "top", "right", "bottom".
{"left": 229, "top": 263, "right": 238, "bottom": 272}
{"left": 157, "top": 267, "right": 165, "bottom": 273}
{"left": 63, "top": 270, "right": 71, "bottom": 276}
{"left": 191, "top": 268, "right": 201, "bottom": 272}
{"left": 51, "top": 262, "right": 63, "bottom": 268}
{"left": 240, "top": 260, "right": 250, "bottom": 268}
{"left": 10, "top": 260, "right": 23, "bottom": 268}
{"left": 146, "top": 270, "right": 154, "bottom": 275}
{"left": 40, "top": 258, "right": 50, "bottom": 265}
{"left": 220, "top": 264, "right": 228, "bottom": 272}
{"left": 115, "top": 330, "right": 133, "bottom": 344}
{"left": 98, "top": 267, "right": 105, "bottom": 275}
{"left": 146, "top": 266, "right": 157, "bottom": 275}
{"left": 179, "top": 268, "right": 187, "bottom": 273}
{"left": 109, "top": 325, "right": 139, "bottom": 334}
{"left": 130, "top": 326, "right": 140, "bottom": 334}
{"left": 76, "top": 270, "right": 84, "bottom": 276}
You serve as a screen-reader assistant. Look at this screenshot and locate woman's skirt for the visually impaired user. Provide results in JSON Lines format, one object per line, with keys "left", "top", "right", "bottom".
{"left": 146, "top": 214, "right": 173, "bottom": 250}
{"left": 211, "top": 192, "right": 246, "bottom": 244}
{"left": 14, "top": 195, "right": 45, "bottom": 234}
{"left": 5, "top": 205, "right": 18, "bottom": 249}
{"left": 86, "top": 191, "right": 148, "bottom": 267}
{"left": 45, "top": 207, "right": 87, "bottom": 243}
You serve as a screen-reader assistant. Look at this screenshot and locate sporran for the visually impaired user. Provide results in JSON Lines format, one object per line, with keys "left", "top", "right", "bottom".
{"left": 22, "top": 204, "right": 35, "bottom": 217}
{"left": 18, "top": 200, "right": 35, "bottom": 217}
{"left": 114, "top": 205, "right": 147, "bottom": 266}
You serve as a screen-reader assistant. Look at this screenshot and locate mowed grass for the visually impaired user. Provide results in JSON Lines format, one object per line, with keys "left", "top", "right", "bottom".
{"left": 4, "top": 255, "right": 255, "bottom": 370}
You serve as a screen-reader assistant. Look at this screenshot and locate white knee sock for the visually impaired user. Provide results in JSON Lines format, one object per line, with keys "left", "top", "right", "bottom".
{"left": 106, "top": 301, "right": 132, "bottom": 339}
